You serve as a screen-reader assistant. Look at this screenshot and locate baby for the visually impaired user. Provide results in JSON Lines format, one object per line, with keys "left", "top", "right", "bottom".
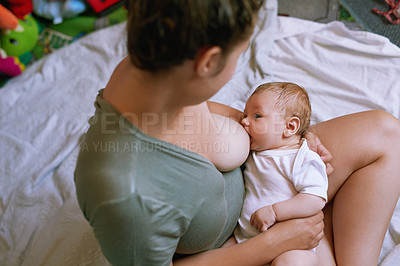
{"left": 234, "top": 82, "right": 328, "bottom": 265}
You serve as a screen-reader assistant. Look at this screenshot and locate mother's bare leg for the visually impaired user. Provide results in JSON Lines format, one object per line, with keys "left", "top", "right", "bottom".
{"left": 314, "top": 110, "right": 400, "bottom": 265}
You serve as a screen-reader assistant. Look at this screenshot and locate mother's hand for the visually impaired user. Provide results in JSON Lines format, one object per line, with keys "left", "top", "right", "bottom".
{"left": 304, "top": 130, "right": 334, "bottom": 176}
{"left": 266, "top": 211, "right": 325, "bottom": 252}
{"left": 173, "top": 212, "right": 324, "bottom": 266}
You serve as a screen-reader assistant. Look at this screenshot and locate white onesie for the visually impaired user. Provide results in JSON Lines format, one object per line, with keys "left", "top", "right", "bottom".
{"left": 234, "top": 139, "right": 328, "bottom": 243}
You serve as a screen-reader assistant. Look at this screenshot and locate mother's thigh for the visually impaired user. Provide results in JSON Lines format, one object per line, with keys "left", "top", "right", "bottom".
{"left": 313, "top": 110, "right": 400, "bottom": 201}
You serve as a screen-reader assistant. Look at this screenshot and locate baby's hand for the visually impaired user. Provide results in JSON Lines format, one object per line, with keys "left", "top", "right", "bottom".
{"left": 250, "top": 205, "right": 277, "bottom": 232}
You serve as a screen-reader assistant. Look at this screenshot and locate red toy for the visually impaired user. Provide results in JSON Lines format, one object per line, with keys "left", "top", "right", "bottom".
{"left": 86, "top": 0, "right": 124, "bottom": 16}
{"left": 5, "top": 0, "right": 33, "bottom": 19}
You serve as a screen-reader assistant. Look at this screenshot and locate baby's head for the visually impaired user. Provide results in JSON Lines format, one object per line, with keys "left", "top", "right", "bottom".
{"left": 242, "top": 82, "right": 311, "bottom": 151}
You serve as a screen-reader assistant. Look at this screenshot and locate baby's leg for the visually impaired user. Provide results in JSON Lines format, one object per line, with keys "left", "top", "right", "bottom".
{"left": 316, "top": 236, "right": 336, "bottom": 266}
{"left": 271, "top": 250, "right": 317, "bottom": 266}
{"left": 315, "top": 202, "right": 336, "bottom": 266}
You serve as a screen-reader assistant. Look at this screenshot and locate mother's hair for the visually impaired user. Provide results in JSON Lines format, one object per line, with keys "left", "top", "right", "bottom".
{"left": 127, "top": 0, "right": 264, "bottom": 71}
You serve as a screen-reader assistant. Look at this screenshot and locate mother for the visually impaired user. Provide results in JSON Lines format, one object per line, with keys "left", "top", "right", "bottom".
{"left": 74, "top": 0, "right": 400, "bottom": 265}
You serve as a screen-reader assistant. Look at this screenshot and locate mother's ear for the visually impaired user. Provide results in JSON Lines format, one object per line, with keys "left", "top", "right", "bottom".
{"left": 194, "top": 46, "right": 223, "bottom": 77}
{"left": 283, "top": 117, "right": 300, "bottom": 137}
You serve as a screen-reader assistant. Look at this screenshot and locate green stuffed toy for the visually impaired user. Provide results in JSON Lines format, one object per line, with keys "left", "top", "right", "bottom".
{"left": 0, "top": 14, "right": 39, "bottom": 77}
{"left": 33, "top": 6, "right": 127, "bottom": 60}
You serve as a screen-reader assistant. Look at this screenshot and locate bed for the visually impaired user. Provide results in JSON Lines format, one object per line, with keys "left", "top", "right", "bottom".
{"left": 1, "top": 0, "right": 399, "bottom": 265}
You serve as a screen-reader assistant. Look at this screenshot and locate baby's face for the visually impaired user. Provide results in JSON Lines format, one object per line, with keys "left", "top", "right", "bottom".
{"left": 241, "top": 91, "right": 287, "bottom": 151}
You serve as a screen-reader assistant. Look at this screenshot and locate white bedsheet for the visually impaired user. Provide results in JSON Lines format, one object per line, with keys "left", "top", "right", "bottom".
{"left": 0, "top": 7, "right": 399, "bottom": 266}
{"left": 270, "top": 17, "right": 400, "bottom": 123}
{"left": 270, "top": 17, "right": 400, "bottom": 265}
{"left": 0, "top": 23, "right": 126, "bottom": 266}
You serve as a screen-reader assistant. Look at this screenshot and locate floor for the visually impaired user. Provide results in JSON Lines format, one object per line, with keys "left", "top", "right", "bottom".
{"left": 277, "top": 0, "right": 364, "bottom": 30}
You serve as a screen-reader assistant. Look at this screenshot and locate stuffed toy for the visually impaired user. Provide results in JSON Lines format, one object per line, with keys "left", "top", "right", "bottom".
{"left": 86, "top": 0, "right": 124, "bottom": 16}
{"left": 0, "top": 3, "right": 19, "bottom": 29}
{"left": 0, "top": 11, "right": 39, "bottom": 77}
{"left": 33, "top": 0, "right": 86, "bottom": 24}
{"left": 5, "top": 0, "right": 33, "bottom": 19}
{"left": 33, "top": 6, "right": 127, "bottom": 59}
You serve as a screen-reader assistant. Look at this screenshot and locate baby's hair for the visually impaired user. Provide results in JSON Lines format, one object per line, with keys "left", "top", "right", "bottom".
{"left": 252, "top": 82, "right": 311, "bottom": 136}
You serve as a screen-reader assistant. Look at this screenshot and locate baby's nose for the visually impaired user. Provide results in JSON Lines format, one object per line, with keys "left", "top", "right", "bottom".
{"left": 241, "top": 117, "right": 249, "bottom": 127}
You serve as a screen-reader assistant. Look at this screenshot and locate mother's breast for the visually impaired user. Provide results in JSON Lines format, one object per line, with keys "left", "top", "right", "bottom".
{"left": 208, "top": 113, "right": 250, "bottom": 172}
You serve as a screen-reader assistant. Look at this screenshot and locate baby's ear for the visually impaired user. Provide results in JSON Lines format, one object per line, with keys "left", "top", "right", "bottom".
{"left": 283, "top": 117, "right": 300, "bottom": 137}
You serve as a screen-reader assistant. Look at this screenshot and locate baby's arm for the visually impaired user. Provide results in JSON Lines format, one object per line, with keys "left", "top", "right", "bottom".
{"left": 272, "top": 193, "right": 325, "bottom": 222}
{"left": 251, "top": 194, "right": 325, "bottom": 232}
{"left": 268, "top": 145, "right": 328, "bottom": 226}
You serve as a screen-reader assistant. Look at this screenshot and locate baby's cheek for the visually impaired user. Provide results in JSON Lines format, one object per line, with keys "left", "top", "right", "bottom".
{"left": 253, "top": 123, "right": 269, "bottom": 135}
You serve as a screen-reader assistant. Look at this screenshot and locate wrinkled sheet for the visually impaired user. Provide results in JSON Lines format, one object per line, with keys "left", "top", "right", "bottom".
{"left": 270, "top": 17, "right": 400, "bottom": 265}
{"left": 1, "top": 7, "right": 399, "bottom": 266}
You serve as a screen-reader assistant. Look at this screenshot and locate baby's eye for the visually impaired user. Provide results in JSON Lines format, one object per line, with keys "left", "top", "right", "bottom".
{"left": 254, "top": 113, "right": 261, "bottom": 119}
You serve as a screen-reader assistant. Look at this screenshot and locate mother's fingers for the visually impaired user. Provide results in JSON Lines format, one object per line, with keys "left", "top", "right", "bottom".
{"left": 311, "top": 230, "right": 325, "bottom": 249}
{"left": 304, "top": 132, "right": 334, "bottom": 174}
{"left": 325, "top": 163, "right": 334, "bottom": 176}
{"left": 317, "top": 143, "right": 332, "bottom": 163}
{"left": 310, "top": 211, "right": 324, "bottom": 224}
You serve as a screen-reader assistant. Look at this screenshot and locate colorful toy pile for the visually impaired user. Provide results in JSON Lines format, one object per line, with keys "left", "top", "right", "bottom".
{"left": 0, "top": 0, "right": 127, "bottom": 85}
{"left": 0, "top": 2, "right": 38, "bottom": 77}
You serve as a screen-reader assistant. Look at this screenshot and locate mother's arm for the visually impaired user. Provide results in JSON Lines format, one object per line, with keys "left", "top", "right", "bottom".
{"left": 174, "top": 212, "right": 324, "bottom": 265}
{"left": 207, "top": 101, "right": 244, "bottom": 123}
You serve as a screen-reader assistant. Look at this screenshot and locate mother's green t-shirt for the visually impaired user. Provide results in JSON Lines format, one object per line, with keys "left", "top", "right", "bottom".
{"left": 74, "top": 90, "right": 245, "bottom": 265}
